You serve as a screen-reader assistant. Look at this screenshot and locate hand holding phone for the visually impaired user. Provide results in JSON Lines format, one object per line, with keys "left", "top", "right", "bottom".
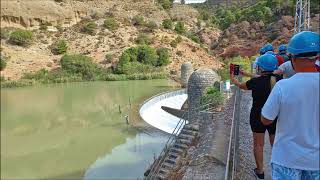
{"left": 230, "top": 64, "right": 240, "bottom": 75}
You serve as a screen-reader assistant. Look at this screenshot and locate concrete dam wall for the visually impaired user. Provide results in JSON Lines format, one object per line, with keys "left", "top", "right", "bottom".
{"left": 139, "top": 89, "right": 188, "bottom": 134}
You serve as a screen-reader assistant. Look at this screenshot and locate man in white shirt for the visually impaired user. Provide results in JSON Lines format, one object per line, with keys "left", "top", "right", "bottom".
{"left": 261, "top": 31, "right": 320, "bottom": 180}
{"left": 273, "top": 61, "right": 296, "bottom": 78}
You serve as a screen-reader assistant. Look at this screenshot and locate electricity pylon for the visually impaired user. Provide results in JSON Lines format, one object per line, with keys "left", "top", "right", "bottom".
{"left": 294, "top": 0, "right": 311, "bottom": 34}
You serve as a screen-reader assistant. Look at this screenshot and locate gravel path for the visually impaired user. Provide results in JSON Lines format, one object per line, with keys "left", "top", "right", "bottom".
{"left": 236, "top": 91, "right": 272, "bottom": 180}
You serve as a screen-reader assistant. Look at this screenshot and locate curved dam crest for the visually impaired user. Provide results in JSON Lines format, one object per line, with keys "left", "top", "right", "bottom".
{"left": 139, "top": 89, "right": 188, "bottom": 134}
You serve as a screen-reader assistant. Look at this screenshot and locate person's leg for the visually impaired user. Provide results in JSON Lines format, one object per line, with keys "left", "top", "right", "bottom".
{"left": 271, "top": 163, "right": 301, "bottom": 180}
{"left": 269, "top": 134, "right": 275, "bottom": 147}
{"left": 253, "top": 132, "right": 265, "bottom": 174}
{"left": 301, "top": 169, "right": 320, "bottom": 180}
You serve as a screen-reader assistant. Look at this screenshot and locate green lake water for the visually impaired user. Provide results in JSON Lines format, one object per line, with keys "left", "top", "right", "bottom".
{"left": 1, "top": 80, "right": 177, "bottom": 180}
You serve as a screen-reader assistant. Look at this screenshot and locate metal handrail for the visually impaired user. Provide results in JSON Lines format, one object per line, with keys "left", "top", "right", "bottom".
{"left": 146, "top": 110, "right": 187, "bottom": 179}
{"left": 149, "top": 117, "right": 186, "bottom": 179}
{"left": 224, "top": 86, "right": 241, "bottom": 180}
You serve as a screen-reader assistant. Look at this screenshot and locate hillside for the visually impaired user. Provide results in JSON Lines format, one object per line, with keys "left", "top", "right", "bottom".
{"left": 0, "top": 0, "right": 319, "bottom": 81}
{"left": 1, "top": 0, "right": 223, "bottom": 80}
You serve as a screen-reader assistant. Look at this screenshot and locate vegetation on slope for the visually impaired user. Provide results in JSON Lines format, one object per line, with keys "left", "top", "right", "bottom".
{"left": 200, "top": 86, "right": 224, "bottom": 110}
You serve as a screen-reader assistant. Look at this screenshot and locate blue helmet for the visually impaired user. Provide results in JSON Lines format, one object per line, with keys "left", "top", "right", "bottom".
{"left": 263, "top": 43, "right": 274, "bottom": 52}
{"left": 265, "top": 51, "right": 275, "bottom": 56}
{"left": 257, "top": 54, "right": 278, "bottom": 71}
{"left": 278, "top": 44, "right": 287, "bottom": 52}
{"left": 288, "top": 31, "right": 320, "bottom": 56}
{"left": 259, "top": 47, "right": 266, "bottom": 55}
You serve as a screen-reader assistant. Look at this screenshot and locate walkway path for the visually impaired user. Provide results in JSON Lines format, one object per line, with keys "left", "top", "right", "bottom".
{"left": 237, "top": 91, "right": 272, "bottom": 180}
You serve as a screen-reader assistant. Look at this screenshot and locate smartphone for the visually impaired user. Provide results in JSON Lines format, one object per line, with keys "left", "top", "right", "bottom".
{"left": 234, "top": 64, "right": 240, "bottom": 75}
{"left": 230, "top": 64, "right": 240, "bottom": 75}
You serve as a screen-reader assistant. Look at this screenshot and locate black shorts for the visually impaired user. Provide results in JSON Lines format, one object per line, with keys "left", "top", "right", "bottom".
{"left": 250, "top": 110, "right": 277, "bottom": 134}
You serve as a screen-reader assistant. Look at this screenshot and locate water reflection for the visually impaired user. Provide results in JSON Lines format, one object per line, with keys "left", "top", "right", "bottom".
{"left": 1, "top": 80, "right": 177, "bottom": 179}
{"left": 84, "top": 131, "right": 169, "bottom": 180}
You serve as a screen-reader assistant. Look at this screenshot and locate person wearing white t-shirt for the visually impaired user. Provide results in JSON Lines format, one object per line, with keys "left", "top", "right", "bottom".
{"left": 273, "top": 61, "right": 296, "bottom": 78}
{"left": 261, "top": 31, "right": 320, "bottom": 180}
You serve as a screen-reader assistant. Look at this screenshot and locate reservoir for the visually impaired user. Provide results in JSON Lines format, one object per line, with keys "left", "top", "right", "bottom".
{"left": 0, "top": 80, "right": 178, "bottom": 180}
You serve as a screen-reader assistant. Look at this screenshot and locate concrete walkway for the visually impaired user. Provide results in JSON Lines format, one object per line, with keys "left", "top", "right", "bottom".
{"left": 236, "top": 91, "right": 272, "bottom": 180}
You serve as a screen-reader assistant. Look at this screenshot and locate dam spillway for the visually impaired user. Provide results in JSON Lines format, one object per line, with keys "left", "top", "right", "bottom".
{"left": 139, "top": 89, "right": 188, "bottom": 134}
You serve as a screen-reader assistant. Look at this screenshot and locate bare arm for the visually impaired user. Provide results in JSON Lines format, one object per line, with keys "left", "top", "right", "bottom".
{"left": 230, "top": 73, "right": 248, "bottom": 90}
{"left": 261, "top": 115, "right": 273, "bottom": 125}
{"left": 273, "top": 69, "right": 284, "bottom": 75}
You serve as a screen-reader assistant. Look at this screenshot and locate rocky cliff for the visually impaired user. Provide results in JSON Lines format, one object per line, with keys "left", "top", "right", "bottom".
{"left": 1, "top": 0, "right": 168, "bottom": 30}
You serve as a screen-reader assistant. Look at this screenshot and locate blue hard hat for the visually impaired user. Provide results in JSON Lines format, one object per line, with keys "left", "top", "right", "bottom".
{"left": 288, "top": 31, "right": 320, "bottom": 55}
{"left": 257, "top": 54, "right": 278, "bottom": 71}
{"left": 265, "top": 51, "right": 275, "bottom": 56}
{"left": 259, "top": 47, "right": 266, "bottom": 55}
{"left": 278, "top": 44, "right": 287, "bottom": 52}
{"left": 263, "top": 43, "right": 274, "bottom": 52}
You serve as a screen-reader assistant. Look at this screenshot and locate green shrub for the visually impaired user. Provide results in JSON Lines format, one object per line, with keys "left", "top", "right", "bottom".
{"left": 23, "top": 68, "right": 49, "bottom": 80}
{"left": 162, "top": 19, "right": 173, "bottom": 29}
{"left": 116, "top": 45, "right": 169, "bottom": 74}
{"left": 103, "top": 18, "right": 119, "bottom": 31}
{"left": 60, "top": 54, "right": 98, "bottom": 80}
{"left": 137, "top": 45, "right": 158, "bottom": 66}
{"left": 0, "top": 56, "right": 7, "bottom": 71}
{"left": 132, "top": 15, "right": 144, "bottom": 26}
{"left": 157, "top": 48, "right": 170, "bottom": 66}
{"left": 175, "top": 21, "right": 186, "bottom": 34}
{"left": 158, "top": 0, "right": 172, "bottom": 10}
{"left": 135, "top": 33, "right": 151, "bottom": 45}
{"left": 9, "top": 29, "right": 34, "bottom": 46}
{"left": 175, "top": 36, "right": 183, "bottom": 43}
{"left": 82, "top": 22, "right": 97, "bottom": 35}
{"left": 116, "top": 51, "right": 132, "bottom": 74}
{"left": 186, "top": 32, "right": 201, "bottom": 44}
{"left": 125, "top": 47, "right": 139, "bottom": 62}
{"left": 199, "top": 10, "right": 210, "bottom": 21}
{"left": 146, "top": 21, "right": 158, "bottom": 32}
{"left": 200, "top": 87, "right": 224, "bottom": 110}
{"left": 170, "top": 36, "right": 182, "bottom": 48}
{"left": 121, "top": 62, "right": 156, "bottom": 75}
{"left": 170, "top": 40, "right": 177, "bottom": 48}
{"left": 105, "top": 54, "right": 113, "bottom": 63}
{"left": 220, "top": 10, "right": 236, "bottom": 29}
{"left": 51, "top": 39, "right": 68, "bottom": 55}
{"left": 210, "top": 16, "right": 220, "bottom": 26}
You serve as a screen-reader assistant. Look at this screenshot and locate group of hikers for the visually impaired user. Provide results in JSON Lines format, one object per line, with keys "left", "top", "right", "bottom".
{"left": 230, "top": 31, "right": 319, "bottom": 180}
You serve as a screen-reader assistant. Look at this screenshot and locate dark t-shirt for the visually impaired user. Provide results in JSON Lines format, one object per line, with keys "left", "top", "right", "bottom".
{"left": 246, "top": 74, "right": 282, "bottom": 113}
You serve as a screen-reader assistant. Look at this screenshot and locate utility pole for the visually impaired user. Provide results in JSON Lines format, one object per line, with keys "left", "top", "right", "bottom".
{"left": 294, "top": 0, "right": 311, "bottom": 34}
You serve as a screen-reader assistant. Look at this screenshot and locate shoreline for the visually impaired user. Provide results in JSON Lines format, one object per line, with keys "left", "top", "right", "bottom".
{"left": 0, "top": 72, "right": 169, "bottom": 88}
